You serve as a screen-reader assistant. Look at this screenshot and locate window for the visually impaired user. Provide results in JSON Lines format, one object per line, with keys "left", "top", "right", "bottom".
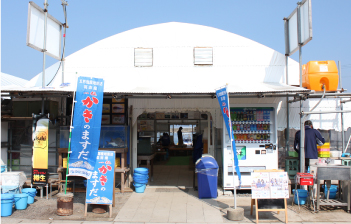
{"left": 194, "top": 47, "right": 213, "bottom": 65}
{"left": 171, "top": 124, "right": 196, "bottom": 146}
{"left": 134, "top": 48, "right": 153, "bottom": 67}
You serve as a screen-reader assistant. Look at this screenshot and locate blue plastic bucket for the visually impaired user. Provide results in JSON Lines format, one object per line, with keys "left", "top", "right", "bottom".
{"left": 133, "top": 183, "right": 146, "bottom": 193}
{"left": 133, "top": 172, "right": 148, "bottom": 178}
{"left": 133, "top": 175, "right": 149, "bottom": 180}
{"left": 293, "top": 189, "right": 308, "bottom": 205}
{"left": 133, "top": 178, "right": 149, "bottom": 184}
{"left": 14, "top": 193, "right": 28, "bottom": 210}
{"left": 21, "top": 188, "right": 36, "bottom": 204}
{"left": 1, "top": 194, "right": 14, "bottom": 217}
{"left": 134, "top": 167, "right": 148, "bottom": 175}
{"left": 323, "top": 185, "right": 338, "bottom": 199}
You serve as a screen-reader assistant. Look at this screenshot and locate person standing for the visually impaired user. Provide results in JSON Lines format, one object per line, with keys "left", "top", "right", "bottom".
{"left": 294, "top": 120, "right": 325, "bottom": 171}
{"left": 177, "top": 127, "right": 183, "bottom": 146}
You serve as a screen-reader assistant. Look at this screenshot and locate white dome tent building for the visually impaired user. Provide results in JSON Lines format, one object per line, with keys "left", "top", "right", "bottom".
{"left": 2, "top": 22, "right": 350, "bottom": 191}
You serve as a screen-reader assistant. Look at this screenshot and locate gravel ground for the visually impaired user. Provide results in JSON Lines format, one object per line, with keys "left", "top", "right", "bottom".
{"left": 2, "top": 191, "right": 132, "bottom": 222}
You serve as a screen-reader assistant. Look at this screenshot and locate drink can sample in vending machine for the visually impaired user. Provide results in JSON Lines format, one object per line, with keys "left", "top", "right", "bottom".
{"left": 253, "top": 110, "right": 257, "bottom": 121}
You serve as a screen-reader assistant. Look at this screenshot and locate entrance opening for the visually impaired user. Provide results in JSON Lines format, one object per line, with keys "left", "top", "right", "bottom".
{"left": 136, "top": 112, "right": 209, "bottom": 188}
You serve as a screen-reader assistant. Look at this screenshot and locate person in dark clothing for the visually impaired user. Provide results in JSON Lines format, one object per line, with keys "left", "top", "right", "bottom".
{"left": 192, "top": 134, "right": 203, "bottom": 164}
{"left": 160, "top": 132, "right": 170, "bottom": 146}
{"left": 177, "top": 127, "right": 183, "bottom": 145}
{"left": 294, "top": 120, "right": 325, "bottom": 170}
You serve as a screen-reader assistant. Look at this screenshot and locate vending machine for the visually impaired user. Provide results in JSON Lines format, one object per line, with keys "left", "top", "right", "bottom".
{"left": 222, "top": 104, "right": 278, "bottom": 190}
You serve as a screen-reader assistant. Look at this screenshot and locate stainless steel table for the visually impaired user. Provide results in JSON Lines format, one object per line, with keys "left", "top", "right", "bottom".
{"left": 310, "top": 164, "right": 351, "bottom": 212}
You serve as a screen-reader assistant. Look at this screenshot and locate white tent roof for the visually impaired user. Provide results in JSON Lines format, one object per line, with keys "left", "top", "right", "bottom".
{"left": 3, "top": 22, "right": 307, "bottom": 95}
{"left": 1, "top": 73, "right": 28, "bottom": 88}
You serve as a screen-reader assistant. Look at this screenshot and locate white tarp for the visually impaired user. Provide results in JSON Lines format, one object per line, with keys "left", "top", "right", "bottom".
{"left": 278, "top": 98, "right": 351, "bottom": 131}
{"left": 4, "top": 22, "right": 303, "bottom": 94}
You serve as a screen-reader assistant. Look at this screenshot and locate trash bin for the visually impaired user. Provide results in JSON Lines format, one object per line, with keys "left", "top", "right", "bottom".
{"left": 195, "top": 155, "right": 219, "bottom": 199}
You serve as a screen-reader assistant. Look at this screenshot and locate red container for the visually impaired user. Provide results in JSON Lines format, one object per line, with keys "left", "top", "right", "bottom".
{"left": 296, "top": 173, "right": 314, "bottom": 186}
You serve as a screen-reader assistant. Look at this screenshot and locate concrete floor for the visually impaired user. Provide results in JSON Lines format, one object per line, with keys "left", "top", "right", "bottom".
{"left": 114, "top": 163, "right": 351, "bottom": 223}
{"left": 114, "top": 187, "right": 351, "bottom": 223}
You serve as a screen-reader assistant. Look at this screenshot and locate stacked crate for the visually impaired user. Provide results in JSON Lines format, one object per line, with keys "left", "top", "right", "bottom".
{"left": 285, "top": 159, "right": 299, "bottom": 179}
{"left": 317, "top": 142, "right": 330, "bottom": 158}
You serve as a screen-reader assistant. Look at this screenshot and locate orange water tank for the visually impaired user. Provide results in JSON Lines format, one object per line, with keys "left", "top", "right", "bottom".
{"left": 302, "top": 60, "right": 339, "bottom": 91}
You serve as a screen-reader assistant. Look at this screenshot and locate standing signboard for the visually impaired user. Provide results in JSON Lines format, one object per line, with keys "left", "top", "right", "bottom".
{"left": 69, "top": 77, "right": 104, "bottom": 179}
{"left": 85, "top": 150, "right": 115, "bottom": 217}
{"left": 250, "top": 170, "right": 289, "bottom": 224}
{"left": 32, "top": 118, "right": 49, "bottom": 185}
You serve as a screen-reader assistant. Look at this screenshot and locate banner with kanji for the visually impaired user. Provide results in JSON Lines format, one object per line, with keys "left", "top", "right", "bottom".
{"left": 32, "top": 118, "right": 49, "bottom": 185}
{"left": 69, "top": 77, "right": 104, "bottom": 179}
{"left": 216, "top": 86, "right": 241, "bottom": 184}
{"left": 86, "top": 150, "right": 115, "bottom": 204}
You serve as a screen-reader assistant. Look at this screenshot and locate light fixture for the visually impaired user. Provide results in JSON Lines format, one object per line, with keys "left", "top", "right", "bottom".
{"left": 167, "top": 94, "right": 172, "bottom": 99}
{"left": 257, "top": 94, "right": 265, "bottom": 98}
{"left": 113, "top": 95, "right": 118, "bottom": 99}
{"left": 211, "top": 95, "right": 217, "bottom": 99}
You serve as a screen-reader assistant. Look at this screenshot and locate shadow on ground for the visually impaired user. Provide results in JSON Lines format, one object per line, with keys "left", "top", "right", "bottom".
{"left": 2, "top": 191, "right": 131, "bottom": 222}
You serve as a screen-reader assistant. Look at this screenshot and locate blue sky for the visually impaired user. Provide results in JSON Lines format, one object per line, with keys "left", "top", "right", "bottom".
{"left": 2, "top": 0, "right": 351, "bottom": 91}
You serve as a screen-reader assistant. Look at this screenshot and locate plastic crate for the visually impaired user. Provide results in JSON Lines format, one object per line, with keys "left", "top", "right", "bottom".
{"left": 285, "top": 159, "right": 299, "bottom": 179}
{"left": 288, "top": 151, "right": 298, "bottom": 157}
{"left": 342, "top": 160, "right": 351, "bottom": 166}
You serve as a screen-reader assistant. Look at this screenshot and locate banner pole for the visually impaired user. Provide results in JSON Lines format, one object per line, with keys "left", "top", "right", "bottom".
{"left": 226, "top": 85, "right": 237, "bottom": 210}
{"left": 65, "top": 90, "right": 76, "bottom": 194}
{"left": 216, "top": 84, "right": 241, "bottom": 210}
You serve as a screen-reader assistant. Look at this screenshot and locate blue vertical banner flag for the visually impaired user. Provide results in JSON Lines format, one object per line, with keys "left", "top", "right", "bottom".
{"left": 86, "top": 150, "right": 115, "bottom": 204}
{"left": 69, "top": 77, "right": 104, "bottom": 179}
{"left": 216, "top": 86, "right": 241, "bottom": 185}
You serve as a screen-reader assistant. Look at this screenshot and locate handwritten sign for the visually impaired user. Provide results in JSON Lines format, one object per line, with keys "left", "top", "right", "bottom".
{"left": 86, "top": 150, "right": 115, "bottom": 204}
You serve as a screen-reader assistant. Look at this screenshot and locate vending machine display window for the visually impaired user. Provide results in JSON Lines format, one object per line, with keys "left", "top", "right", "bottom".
{"left": 231, "top": 107, "right": 274, "bottom": 144}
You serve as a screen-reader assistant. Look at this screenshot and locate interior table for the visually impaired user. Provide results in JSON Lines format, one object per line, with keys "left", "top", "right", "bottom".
{"left": 137, "top": 153, "right": 156, "bottom": 181}
{"left": 169, "top": 146, "right": 193, "bottom": 156}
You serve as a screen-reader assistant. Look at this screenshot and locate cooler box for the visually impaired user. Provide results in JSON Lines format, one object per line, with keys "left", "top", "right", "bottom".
{"left": 318, "top": 142, "right": 330, "bottom": 158}
{"left": 296, "top": 173, "right": 314, "bottom": 186}
{"left": 302, "top": 61, "right": 339, "bottom": 91}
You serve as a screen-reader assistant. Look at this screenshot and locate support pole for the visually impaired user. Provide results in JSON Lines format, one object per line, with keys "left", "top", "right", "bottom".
{"left": 65, "top": 91, "right": 76, "bottom": 194}
{"left": 298, "top": 40, "right": 305, "bottom": 173}
{"left": 41, "top": 97, "right": 45, "bottom": 114}
{"left": 300, "top": 107, "right": 305, "bottom": 174}
{"left": 339, "top": 61, "right": 345, "bottom": 152}
{"left": 285, "top": 55, "right": 290, "bottom": 156}
{"left": 61, "top": 1, "right": 68, "bottom": 84}
{"left": 42, "top": 0, "right": 48, "bottom": 88}
{"left": 298, "top": 0, "right": 304, "bottom": 171}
